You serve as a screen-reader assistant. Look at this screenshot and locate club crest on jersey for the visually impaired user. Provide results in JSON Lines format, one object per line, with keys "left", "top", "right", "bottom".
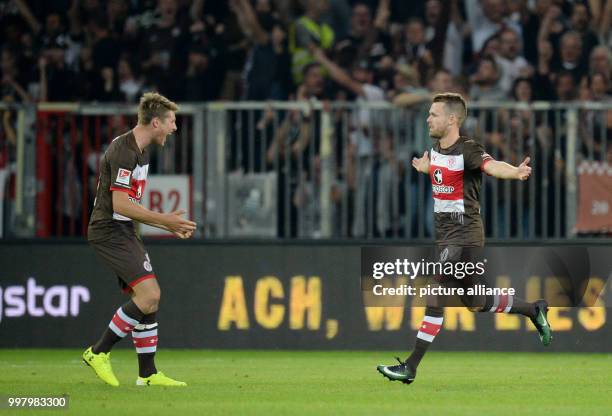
{"left": 433, "top": 169, "right": 443, "bottom": 184}
{"left": 116, "top": 168, "right": 132, "bottom": 185}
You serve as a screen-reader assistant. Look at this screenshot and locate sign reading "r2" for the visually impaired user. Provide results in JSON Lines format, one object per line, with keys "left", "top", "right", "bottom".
{"left": 140, "top": 175, "right": 192, "bottom": 236}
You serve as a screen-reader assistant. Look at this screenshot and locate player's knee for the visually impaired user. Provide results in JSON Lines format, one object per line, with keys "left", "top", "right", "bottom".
{"left": 147, "top": 289, "right": 161, "bottom": 313}
{"left": 136, "top": 288, "right": 160, "bottom": 314}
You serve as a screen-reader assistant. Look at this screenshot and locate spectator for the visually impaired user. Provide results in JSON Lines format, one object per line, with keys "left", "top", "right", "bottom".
{"left": 38, "top": 40, "right": 77, "bottom": 101}
{"left": 87, "top": 15, "right": 119, "bottom": 71}
{"left": 588, "top": 72, "right": 612, "bottom": 101}
{"left": 117, "top": 57, "right": 144, "bottom": 103}
{"left": 465, "top": 0, "right": 522, "bottom": 53}
{"left": 532, "top": 39, "right": 556, "bottom": 100}
{"left": 395, "top": 17, "right": 434, "bottom": 84}
{"left": 555, "top": 70, "right": 578, "bottom": 101}
{"left": 469, "top": 56, "right": 506, "bottom": 101}
{"left": 296, "top": 61, "right": 326, "bottom": 100}
{"left": 339, "top": 0, "right": 391, "bottom": 65}
{"left": 139, "top": 0, "right": 191, "bottom": 96}
{"left": 427, "top": 68, "right": 453, "bottom": 93}
{"left": 599, "top": 0, "right": 612, "bottom": 45}
{"left": 554, "top": 30, "right": 588, "bottom": 84}
{"left": 322, "top": 0, "right": 352, "bottom": 41}
{"left": 230, "top": 0, "right": 291, "bottom": 100}
{"left": 511, "top": 76, "right": 534, "bottom": 102}
{"left": 289, "top": 0, "right": 335, "bottom": 84}
{"left": 479, "top": 33, "right": 501, "bottom": 59}
{"left": 180, "top": 45, "right": 216, "bottom": 102}
{"left": 389, "top": 64, "right": 428, "bottom": 97}
{"left": 536, "top": 3, "right": 565, "bottom": 52}
{"left": 568, "top": 3, "right": 600, "bottom": 63}
{"left": 589, "top": 45, "right": 612, "bottom": 80}
{"left": 310, "top": 46, "right": 388, "bottom": 237}
{"left": 494, "top": 28, "right": 530, "bottom": 94}
{"left": 427, "top": 0, "right": 469, "bottom": 77}
{"left": 516, "top": 0, "right": 542, "bottom": 66}
{"left": 106, "top": 0, "right": 130, "bottom": 36}
{"left": 265, "top": 68, "right": 321, "bottom": 237}
{"left": 73, "top": 46, "right": 101, "bottom": 101}
{"left": 390, "top": 64, "right": 431, "bottom": 106}
{"left": 1, "top": 48, "right": 30, "bottom": 103}
{"left": 2, "top": 0, "right": 606, "bottom": 105}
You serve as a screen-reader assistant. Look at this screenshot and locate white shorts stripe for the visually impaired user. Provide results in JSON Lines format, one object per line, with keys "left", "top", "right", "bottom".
{"left": 489, "top": 294, "right": 500, "bottom": 312}
{"left": 109, "top": 321, "right": 127, "bottom": 338}
{"left": 112, "top": 212, "right": 132, "bottom": 221}
{"left": 423, "top": 316, "right": 444, "bottom": 325}
{"left": 416, "top": 331, "right": 435, "bottom": 342}
{"left": 135, "top": 346, "right": 157, "bottom": 354}
{"left": 132, "top": 329, "right": 158, "bottom": 339}
{"left": 116, "top": 308, "right": 139, "bottom": 326}
{"left": 503, "top": 295, "right": 514, "bottom": 313}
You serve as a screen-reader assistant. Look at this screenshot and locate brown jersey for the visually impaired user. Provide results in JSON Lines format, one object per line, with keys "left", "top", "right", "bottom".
{"left": 89, "top": 131, "right": 150, "bottom": 227}
{"left": 429, "top": 136, "right": 493, "bottom": 247}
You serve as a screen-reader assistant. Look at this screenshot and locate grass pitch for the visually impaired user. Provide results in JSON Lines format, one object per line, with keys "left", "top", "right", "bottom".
{"left": 1, "top": 349, "right": 611, "bottom": 416}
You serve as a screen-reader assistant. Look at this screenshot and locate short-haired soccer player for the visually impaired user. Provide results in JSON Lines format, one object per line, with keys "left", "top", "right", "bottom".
{"left": 83, "top": 92, "right": 196, "bottom": 387}
{"left": 377, "top": 93, "right": 552, "bottom": 384}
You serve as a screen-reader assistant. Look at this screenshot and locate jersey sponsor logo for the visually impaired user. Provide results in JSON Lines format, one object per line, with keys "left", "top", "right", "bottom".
{"left": 433, "top": 169, "right": 443, "bottom": 184}
{"left": 116, "top": 168, "right": 132, "bottom": 185}
{"left": 432, "top": 184, "right": 455, "bottom": 194}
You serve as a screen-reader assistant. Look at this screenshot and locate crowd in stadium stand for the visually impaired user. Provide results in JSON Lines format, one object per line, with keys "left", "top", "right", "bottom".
{"left": 0, "top": 0, "right": 610, "bottom": 104}
{"left": 0, "top": 0, "right": 611, "bottom": 239}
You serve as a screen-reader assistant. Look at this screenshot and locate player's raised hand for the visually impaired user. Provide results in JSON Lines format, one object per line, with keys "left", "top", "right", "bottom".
{"left": 173, "top": 230, "right": 194, "bottom": 239}
{"left": 164, "top": 210, "right": 197, "bottom": 234}
{"left": 517, "top": 157, "right": 532, "bottom": 181}
{"left": 412, "top": 150, "right": 430, "bottom": 174}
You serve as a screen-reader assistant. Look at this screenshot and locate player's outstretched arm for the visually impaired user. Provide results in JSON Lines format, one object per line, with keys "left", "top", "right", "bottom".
{"left": 112, "top": 192, "right": 197, "bottom": 235}
{"left": 138, "top": 215, "right": 195, "bottom": 239}
{"left": 483, "top": 157, "right": 532, "bottom": 180}
{"left": 411, "top": 151, "right": 430, "bottom": 174}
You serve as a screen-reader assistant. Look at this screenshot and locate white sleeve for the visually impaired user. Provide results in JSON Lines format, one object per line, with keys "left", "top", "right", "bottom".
{"left": 443, "top": 22, "right": 464, "bottom": 76}
{"left": 362, "top": 84, "right": 385, "bottom": 101}
{"left": 464, "top": 0, "right": 485, "bottom": 34}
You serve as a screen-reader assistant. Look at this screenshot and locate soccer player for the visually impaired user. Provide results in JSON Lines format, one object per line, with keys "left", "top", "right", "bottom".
{"left": 82, "top": 92, "right": 196, "bottom": 387}
{"left": 377, "top": 93, "right": 552, "bottom": 384}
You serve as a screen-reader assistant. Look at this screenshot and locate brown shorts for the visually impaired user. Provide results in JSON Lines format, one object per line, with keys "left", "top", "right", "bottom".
{"left": 88, "top": 220, "right": 156, "bottom": 294}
